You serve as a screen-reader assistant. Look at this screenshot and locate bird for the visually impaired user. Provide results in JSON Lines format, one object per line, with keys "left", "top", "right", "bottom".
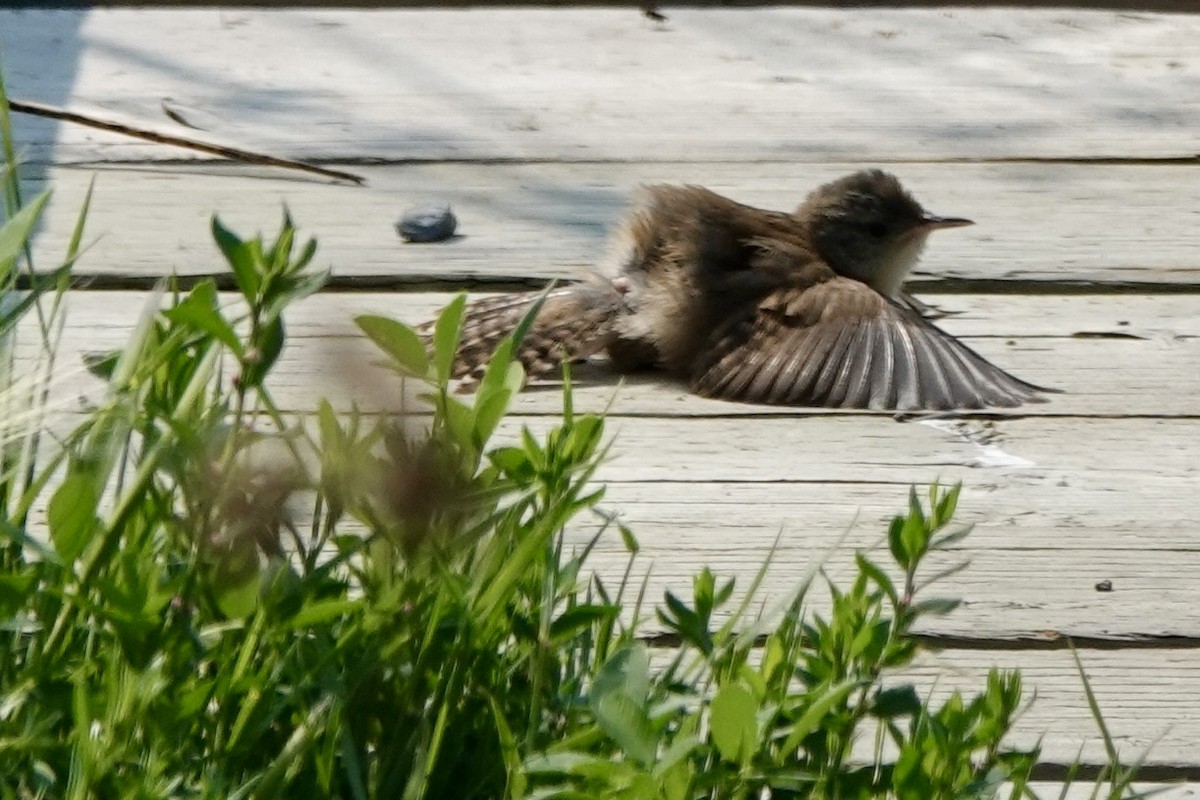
{"left": 424, "top": 170, "right": 1053, "bottom": 411}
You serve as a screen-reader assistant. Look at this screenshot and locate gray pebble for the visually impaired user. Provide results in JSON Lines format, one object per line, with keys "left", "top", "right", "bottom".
{"left": 396, "top": 205, "right": 457, "bottom": 242}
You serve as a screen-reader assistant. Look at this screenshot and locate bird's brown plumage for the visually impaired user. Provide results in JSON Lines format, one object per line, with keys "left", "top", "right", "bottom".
{"left": 422, "top": 170, "right": 1052, "bottom": 411}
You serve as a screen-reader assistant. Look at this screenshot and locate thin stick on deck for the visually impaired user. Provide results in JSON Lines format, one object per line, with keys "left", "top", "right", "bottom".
{"left": 7, "top": 98, "right": 366, "bottom": 186}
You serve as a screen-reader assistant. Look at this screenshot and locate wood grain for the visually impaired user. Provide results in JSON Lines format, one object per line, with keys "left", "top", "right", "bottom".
{"left": 20, "top": 291, "right": 1197, "bottom": 417}
{"left": 834, "top": 648, "right": 1198, "bottom": 765}
{"left": 14, "top": 292, "right": 1200, "bottom": 640}
{"left": 4, "top": 8, "right": 1199, "bottom": 162}
{"left": 24, "top": 162, "right": 1200, "bottom": 285}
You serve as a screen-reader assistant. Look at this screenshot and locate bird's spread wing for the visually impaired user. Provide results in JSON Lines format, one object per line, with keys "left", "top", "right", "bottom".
{"left": 421, "top": 283, "right": 624, "bottom": 382}
{"left": 690, "top": 278, "right": 1051, "bottom": 410}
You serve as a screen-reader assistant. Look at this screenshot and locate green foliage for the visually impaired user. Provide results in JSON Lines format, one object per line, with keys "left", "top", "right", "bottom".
{"left": 0, "top": 196, "right": 632, "bottom": 797}
{"left": 525, "top": 484, "right": 1039, "bottom": 800}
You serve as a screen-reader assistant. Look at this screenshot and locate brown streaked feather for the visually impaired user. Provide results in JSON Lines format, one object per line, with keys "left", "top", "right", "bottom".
{"left": 690, "top": 278, "right": 1052, "bottom": 411}
{"left": 423, "top": 282, "right": 625, "bottom": 382}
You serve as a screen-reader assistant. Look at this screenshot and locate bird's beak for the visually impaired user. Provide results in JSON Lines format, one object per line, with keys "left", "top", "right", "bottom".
{"left": 920, "top": 214, "right": 974, "bottom": 230}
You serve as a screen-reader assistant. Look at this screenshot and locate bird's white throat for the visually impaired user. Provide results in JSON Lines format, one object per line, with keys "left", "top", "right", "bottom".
{"left": 870, "top": 233, "right": 930, "bottom": 298}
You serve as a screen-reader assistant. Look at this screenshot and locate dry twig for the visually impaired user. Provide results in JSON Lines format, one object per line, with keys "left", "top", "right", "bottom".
{"left": 8, "top": 98, "right": 366, "bottom": 185}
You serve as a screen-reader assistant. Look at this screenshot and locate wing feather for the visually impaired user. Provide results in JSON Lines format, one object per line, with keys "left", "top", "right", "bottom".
{"left": 811, "top": 323, "right": 859, "bottom": 404}
{"left": 867, "top": 320, "right": 897, "bottom": 410}
{"left": 777, "top": 325, "right": 837, "bottom": 404}
{"left": 906, "top": 324, "right": 957, "bottom": 409}
{"left": 691, "top": 278, "right": 1053, "bottom": 411}
{"left": 888, "top": 322, "right": 922, "bottom": 410}
{"left": 834, "top": 324, "right": 875, "bottom": 408}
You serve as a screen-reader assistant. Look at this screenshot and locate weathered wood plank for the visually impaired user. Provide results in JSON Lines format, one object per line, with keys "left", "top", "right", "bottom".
{"left": 672, "top": 646, "right": 1200, "bottom": 767}
{"left": 4, "top": 8, "right": 1199, "bottom": 162}
{"left": 890, "top": 648, "right": 1200, "bottom": 766}
{"left": 571, "top": 475, "right": 1200, "bottom": 640}
{"left": 1032, "top": 787, "right": 1197, "bottom": 799}
{"left": 26, "top": 162, "right": 1200, "bottom": 285}
{"left": 555, "top": 416, "right": 1199, "bottom": 640}
{"left": 15, "top": 291, "right": 1199, "bottom": 639}
{"left": 23, "top": 291, "right": 1199, "bottom": 418}
{"left": 1037, "top": 787, "right": 1198, "bottom": 799}
{"left": 581, "top": 524, "right": 1200, "bottom": 640}
{"left": 14, "top": 409, "right": 1197, "bottom": 642}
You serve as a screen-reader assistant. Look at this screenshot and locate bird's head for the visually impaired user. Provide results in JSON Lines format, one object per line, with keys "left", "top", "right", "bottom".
{"left": 798, "top": 170, "right": 972, "bottom": 298}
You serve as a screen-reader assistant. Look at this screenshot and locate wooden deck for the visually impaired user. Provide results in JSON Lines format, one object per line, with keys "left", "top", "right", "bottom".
{"left": 4, "top": 5, "right": 1200, "bottom": 787}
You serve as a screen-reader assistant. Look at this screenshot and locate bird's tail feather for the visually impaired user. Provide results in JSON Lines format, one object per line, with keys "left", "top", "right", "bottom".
{"left": 427, "top": 281, "right": 625, "bottom": 382}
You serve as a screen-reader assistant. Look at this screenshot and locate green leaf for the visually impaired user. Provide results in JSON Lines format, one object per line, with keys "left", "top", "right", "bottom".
{"left": 0, "top": 570, "right": 36, "bottom": 618}
{"left": 0, "top": 189, "right": 49, "bottom": 280}
{"left": 1071, "top": 646, "right": 1121, "bottom": 767}
{"left": 887, "top": 514, "right": 908, "bottom": 571}
{"left": 82, "top": 349, "right": 121, "bottom": 381}
{"left": 47, "top": 472, "right": 99, "bottom": 563}
{"left": 443, "top": 394, "right": 477, "bottom": 454}
{"left": 566, "top": 415, "right": 604, "bottom": 462}
{"left": 293, "top": 235, "right": 318, "bottom": 272}
{"left": 523, "top": 751, "right": 593, "bottom": 776}
{"left": 592, "top": 644, "right": 651, "bottom": 707}
{"left": 617, "top": 521, "right": 639, "bottom": 554}
{"left": 780, "top": 678, "right": 859, "bottom": 754}
{"left": 932, "top": 482, "right": 961, "bottom": 528}
{"left": 872, "top": 685, "right": 922, "bottom": 719}
{"left": 510, "top": 285, "right": 552, "bottom": 352}
{"left": 901, "top": 487, "right": 929, "bottom": 564}
{"left": 286, "top": 599, "right": 360, "bottom": 629}
{"left": 654, "top": 733, "right": 700, "bottom": 778}
{"left": 242, "top": 315, "right": 285, "bottom": 387}
{"left": 915, "top": 559, "right": 973, "bottom": 593}
{"left": 713, "top": 576, "right": 735, "bottom": 608}
{"left": 268, "top": 215, "right": 295, "bottom": 272}
{"left": 931, "top": 524, "right": 974, "bottom": 551}
{"left": 693, "top": 568, "right": 715, "bottom": 617}
{"left": 907, "top": 597, "right": 961, "bottom": 617}
{"left": 709, "top": 683, "right": 758, "bottom": 764}
{"left": 549, "top": 604, "right": 618, "bottom": 642}
{"left": 487, "top": 693, "right": 525, "bottom": 800}
{"left": 472, "top": 387, "right": 513, "bottom": 446}
{"left": 488, "top": 446, "right": 534, "bottom": 481}
{"left": 248, "top": 696, "right": 329, "bottom": 799}
{"left": 594, "top": 692, "right": 657, "bottom": 767}
{"left": 64, "top": 175, "right": 95, "bottom": 264}
{"left": 162, "top": 280, "right": 243, "bottom": 356}
{"left": 478, "top": 333, "right": 516, "bottom": 393}
{"left": 658, "top": 591, "right": 711, "bottom": 654}
{"left": 856, "top": 552, "right": 899, "bottom": 605}
{"left": 214, "top": 571, "right": 260, "bottom": 619}
{"left": 432, "top": 294, "right": 466, "bottom": 385}
{"left": 317, "top": 399, "right": 342, "bottom": 450}
{"left": 760, "top": 635, "right": 786, "bottom": 683}
{"left": 262, "top": 267, "right": 330, "bottom": 324}
{"left": 356, "top": 314, "right": 429, "bottom": 378}
{"left": 0, "top": 264, "right": 70, "bottom": 334}
{"left": 212, "top": 215, "right": 261, "bottom": 300}
{"left": 503, "top": 360, "right": 525, "bottom": 396}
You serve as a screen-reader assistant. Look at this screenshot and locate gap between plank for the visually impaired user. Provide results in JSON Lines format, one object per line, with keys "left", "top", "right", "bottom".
{"left": 36, "top": 153, "right": 1200, "bottom": 169}
{"left": 636, "top": 631, "right": 1200, "bottom": 651}
{"left": 1031, "top": 763, "right": 1200, "bottom": 782}
{"left": 18, "top": 0, "right": 1200, "bottom": 10}
{"left": 19, "top": 273, "right": 1200, "bottom": 295}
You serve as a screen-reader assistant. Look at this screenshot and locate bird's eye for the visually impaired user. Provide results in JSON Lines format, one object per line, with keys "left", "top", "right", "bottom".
{"left": 867, "top": 221, "right": 888, "bottom": 238}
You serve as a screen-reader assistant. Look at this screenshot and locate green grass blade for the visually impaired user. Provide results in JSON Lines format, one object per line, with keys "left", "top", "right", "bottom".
{"left": 1070, "top": 645, "right": 1119, "bottom": 766}
{"left": 0, "top": 189, "right": 50, "bottom": 283}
